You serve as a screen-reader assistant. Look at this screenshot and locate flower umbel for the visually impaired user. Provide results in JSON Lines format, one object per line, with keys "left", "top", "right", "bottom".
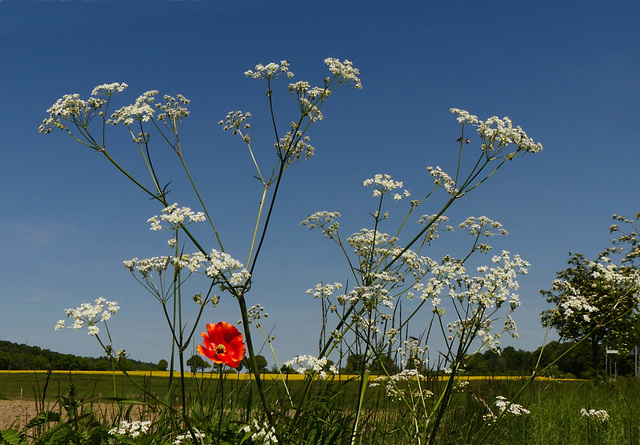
{"left": 197, "top": 322, "right": 246, "bottom": 368}
{"left": 580, "top": 408, "right": 610, "bottom": 423}
{"left": 55, "top": 297, "right": 119, "bottom": 336}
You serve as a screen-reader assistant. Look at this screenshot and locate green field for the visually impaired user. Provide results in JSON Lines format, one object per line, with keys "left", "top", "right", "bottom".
{"left": 2, "top": 371, "right": 639, "bottom": 444}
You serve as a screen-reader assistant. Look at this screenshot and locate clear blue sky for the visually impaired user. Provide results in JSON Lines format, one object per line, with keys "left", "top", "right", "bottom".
{"left": 1, "top": 0, "right": 638, "bottom": 366}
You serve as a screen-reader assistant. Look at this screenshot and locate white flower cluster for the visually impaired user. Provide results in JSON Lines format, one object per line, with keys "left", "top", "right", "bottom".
{"left": 275, "top": 130, "right": 315, "bottom": 160}
{"left": 108, "top": 90, "right": 157, "bottom": 126}
{"left": 288, "top": 80, "right": 331, "bottom": 122}
{"left": 39, "top": 93, "right": 107, "bottom": 133}
{"left": 40, "top": 83, "right": 191, "bottom": 137}
{"left": 419, "top": 251, "right": 528, "bottom": 350}
{"left": 147, "top": 203, "right": 206, "bottom": 231}
{"left": 347, "top": 228, "right": 391, "bottom": 258}
{"left": 241, "top": 419, "right": 278, "bottom": 444}
{"left": 458, "top": 216, "right": 508, "bottom": 237}
{"left": 92, "top": 82, "right": 129, "bottom": 96}
{"left": 450, "top": 108, "right": 478, "bottom": 125}
{"left": 300, "top": 211, "right": 341, "bottom": 238}
{"left": 284, "top": 355, "right": 338, "bottom": 379}
{"left": 206, "top": 249, "right": 250, "bottom": 286}
{"left": 363, "top": 174, "right": 409, "bottom": 200}
{"left": 247, "top": 303, "right": 269, "bottom": 322}
{"left": 173, "top": 428, "right": 206, "bottom": 445}
{"left": 494, "top": 396, "right": 530, "bottom": 415}
{"left": 245, "top": 60, "right": 293, "bottom": 80}
{"left": 370, "top": 369, "right": 432, "bottom": 401}
{"left": 306, "top": 282, "right": 343, "bottom": 299}
{"left": 580, "top": 408, "right": 610, "bottom": 423}
{"left": 155, "top": 94, "right": 190, "bottom": 125}
{"left": 108, "top": 420, "right": 152, "bottom": 438}
{"left": 397, "top": 338, "right": 427, "bottom": 369}
{"left": 554, "top": 280, "right": 599, "bottom": 321}
{"left": 55, "top": 297, "right": 119, "bottom": 336}
{"left": 450, "top": 108, "right": 543, "bottom": 154}
{"left": 427, "top": 166, "right": 458, "bottom": 196}
{"left": 416, "top": 214, "right": 453, "bottom": 244}
{"left": 324, "top": 58, "right": 362, "bottom": 89}
{"left": 219, "top": 110, "right": 251, "bottom": 136}
{"left": 124, "top": 248, "right": 248, "bottom": 287}
{"left": 591, "top": 260, "right": 640, "bottom": 287}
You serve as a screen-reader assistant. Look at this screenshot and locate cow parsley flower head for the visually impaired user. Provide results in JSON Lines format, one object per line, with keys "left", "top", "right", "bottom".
{"left": 92, "top": 82, "right": 128, "bottom": 96}
{"left": 108, "top": 420, "right": 152, "bottom": 438}
{"left": 363, "top": 174, "right": 408, "bottom": 198}
{"left": 147, "top": 203, "right": 206, "bottom": 231}
{"left": 275, "top": 130, "right": 315, "bottom": 160}
{"left": 55, "top": 297, "right": 119, "bottom": 335}
{"left": 155, "top": 94, "right": 190, "bottom": 125}
{"left": 495, "top": 396, "right": 530, "bottom": 415}
{"left": 39, "top": 92, "right": 106, "bottom": 133}
{"left": 245, "top": 60, "right": 293, "bottom": 79}
{"left": 284, "top": 355, "right": 337, "bottom": 379}
{"left": 300, "top": 211, "right": 342, "bottom": 238}
{"left": 427, "top": 166, "right": 458, "bottom": 195}
{"left": 173, "top": 428, "right": 206, "bottom": 445}
{"left": 580, "top": 408, "right": 610, "bottom": 423}
{"left": 450, "top": 108, "right": 542, "bottom": 154}
{"left": 242, "top": 420, "right": 278, "bottom": 445}
{"left": 108, "top": 90, "right": 158, "bottom": 126}
{"left": 324, "top": 58, "right": 362, "bottom": 89}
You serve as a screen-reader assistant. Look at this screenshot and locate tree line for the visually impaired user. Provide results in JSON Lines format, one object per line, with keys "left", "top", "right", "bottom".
{"left": 0, "top": 340, "right": 160, "bottom": 371}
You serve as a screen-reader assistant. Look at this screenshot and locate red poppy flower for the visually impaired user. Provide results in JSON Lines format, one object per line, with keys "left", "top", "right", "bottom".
{"left": 197, "top": 322, "right": 246, "bottom": 368}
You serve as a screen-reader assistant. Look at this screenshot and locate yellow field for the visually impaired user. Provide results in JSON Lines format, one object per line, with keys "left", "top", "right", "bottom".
{"left": 0, "top": 370, "right": 585, "bottom": 382}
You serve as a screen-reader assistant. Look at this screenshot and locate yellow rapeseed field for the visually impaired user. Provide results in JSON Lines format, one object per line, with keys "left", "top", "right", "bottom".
{"left": 0, "top": 371, "right": 584, "bottom": 382}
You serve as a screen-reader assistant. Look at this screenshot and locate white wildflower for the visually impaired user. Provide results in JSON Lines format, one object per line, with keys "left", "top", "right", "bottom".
{"left": 580, "top": 408, "right": 610, "bottom": 423}
{"left": 495, "top": 396, "right": 530, "bottom": 415}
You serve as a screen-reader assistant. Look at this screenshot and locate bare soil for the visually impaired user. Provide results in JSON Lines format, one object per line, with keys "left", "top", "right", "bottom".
{"left": 0, "top": 399, "right": 154, "bottom": 431}
{"left": 0, "top": 399, "right": 39, "bottom": 430}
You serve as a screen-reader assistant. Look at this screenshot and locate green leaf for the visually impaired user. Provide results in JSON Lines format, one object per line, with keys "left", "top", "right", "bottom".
{"left": 0, "top": 429, "right": 27, "bottom": 445}
{"left": 24, "top": 411, "right": 61, "bottom": 429}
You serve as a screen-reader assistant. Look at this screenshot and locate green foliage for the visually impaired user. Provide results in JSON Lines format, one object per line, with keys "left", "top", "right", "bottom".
{"left": 186, "top": 355, "right": 211, "bottom": 373}
{"left": 0, "top": 340, "right": 158, "bottom": 371}
{"left": 345, "top": 354, "right": 397, "bottom": 374}
{"left": 240, "top": 355, "right": 267, "bottom": 373}
{"left": 541, "top": 252, "right": 640, "bottom": 373}
{"left": 0, "top": 430, "right": 28, "bottom": 445}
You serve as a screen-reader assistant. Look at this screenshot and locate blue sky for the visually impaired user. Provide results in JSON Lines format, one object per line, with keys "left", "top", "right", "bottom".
{"left": 1, "top": 0, "right": 638, "bottom": 367}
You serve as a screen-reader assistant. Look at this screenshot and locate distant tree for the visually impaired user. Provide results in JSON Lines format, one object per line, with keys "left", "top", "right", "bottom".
{"left": 345, "top": 353, "right": 396, "bottom": 374}
{"left": 0, "top": 351, "right": 10, "bottom": 370}
{"left": 345, "top": 354, "right": 366, "bottom": 373}
{"left": 241, "top": 355, "right": 267, "bottom": 373}
{"left": 157, "top": 359, "right": 168, "bottom": 371}
{"left": 33, "top": 356, "right": 51, "bottom": 370}
{"left": 187, "top": 355, "right": 211, "bottom": 373}
{"left": 541, "top": 253, "right": 640, "bottom": 375}
{"left": 95, "top": 358, "right": 111, "bottom": 371}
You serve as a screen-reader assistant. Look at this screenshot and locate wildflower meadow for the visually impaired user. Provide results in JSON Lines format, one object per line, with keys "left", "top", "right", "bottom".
{"left": 2, "top": 58, "right": 639, "bottom": 445}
